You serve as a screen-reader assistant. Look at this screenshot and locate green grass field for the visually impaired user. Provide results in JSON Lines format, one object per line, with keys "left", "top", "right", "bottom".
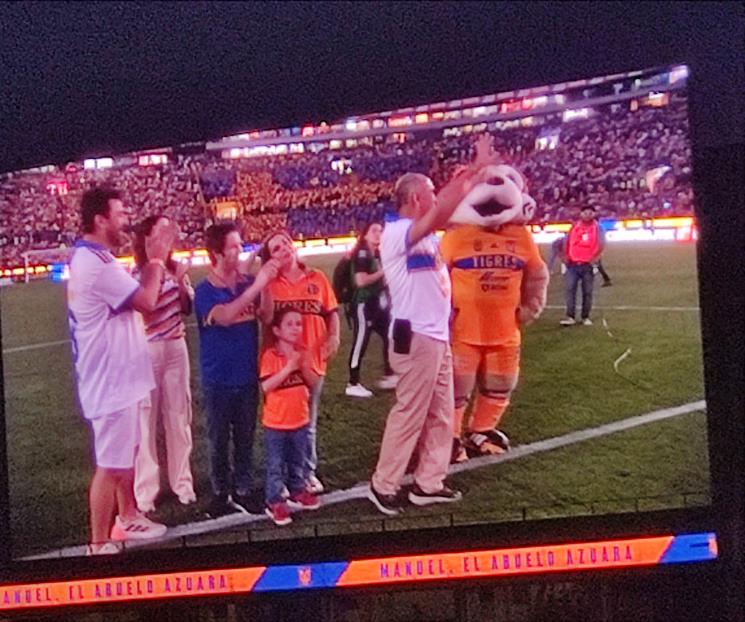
{"left": 0, "top": 241, "right": 710, "bottom": 557}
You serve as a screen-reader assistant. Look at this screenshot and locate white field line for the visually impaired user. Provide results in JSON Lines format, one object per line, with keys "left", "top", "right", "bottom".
{"left": 545, "top": 304, "right": 699, "bottom": 312}
{"left": 2, "top": 339, "right": 71, "bottom": 354}
{"left": 2, "top": 307, "right": 699, "bottom": 355}
{"left": 23, "top": 399, "right": 706, "bottom": 560}
{"left": 2, "top": 323, "right": 198, "bottom": 354}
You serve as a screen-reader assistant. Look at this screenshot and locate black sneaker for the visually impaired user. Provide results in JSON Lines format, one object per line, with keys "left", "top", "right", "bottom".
{"left": 206, "top": 494, "right": 247, "bottom": 519}
{"left": 367, "top": 485, "right": 402, "bottom": 516}
{"left": 451, "top": 438, "right": 468, "bottom": 464}
{"left": 486, "top": 428, "right": 511, "bottom": 451}
{"left": 408, "top": 484, "right": 463, "bottom": 506}
{"left": 233, "top": 493, "right": 262, "bottom": 514}
{"left": 465, "top": 429, "right": 511, "bottom": 457}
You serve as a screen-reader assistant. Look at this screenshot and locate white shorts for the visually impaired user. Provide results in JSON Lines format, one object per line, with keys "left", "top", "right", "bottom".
{"left": 90, "top": 402, "right": 142, "bottom": 469}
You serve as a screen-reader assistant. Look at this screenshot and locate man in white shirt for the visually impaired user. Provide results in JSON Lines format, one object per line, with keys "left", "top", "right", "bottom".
{"left": 368, "top": 137, "right": 495, "bottom": 516}
{"left": 67, "top": 187, "right": 174, "bottom": 554}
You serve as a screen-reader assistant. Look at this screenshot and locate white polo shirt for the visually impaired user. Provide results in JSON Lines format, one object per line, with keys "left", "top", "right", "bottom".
{"left": 67, "top": 240, "right": 154, "bottom": 419}
{"left": 380, "top": 218, "right": 451, "bottom": 342}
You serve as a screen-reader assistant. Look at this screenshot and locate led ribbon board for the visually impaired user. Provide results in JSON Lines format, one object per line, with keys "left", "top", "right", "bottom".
{"left": 0, "top": 532, "right": 717, "bottom": 611}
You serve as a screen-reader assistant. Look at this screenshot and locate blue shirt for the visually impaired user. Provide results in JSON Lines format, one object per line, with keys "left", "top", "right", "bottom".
{"left": 194, "top": 275, "right": 259, "bottom": 387}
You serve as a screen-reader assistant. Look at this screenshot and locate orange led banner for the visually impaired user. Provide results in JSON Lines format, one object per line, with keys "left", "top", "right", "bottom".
{"left": 0, "top": 533, "right": 717, "bottom": 612}
{"left": 0, "top": 567, "right": 265, "bottom": 611}
{"left": 338, "top": 535, "right": 675, "bottom": 587}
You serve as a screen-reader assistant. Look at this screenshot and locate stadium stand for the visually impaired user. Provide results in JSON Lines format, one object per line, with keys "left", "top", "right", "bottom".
{"left": 0, "top": 91, "right": 693, "bottom": 267}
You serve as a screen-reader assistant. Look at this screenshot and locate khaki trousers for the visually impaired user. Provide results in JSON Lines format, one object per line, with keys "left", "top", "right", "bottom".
{"left": 372, "top": 333, "right": 454, "bottom": 495}
{"left": 134, "top": 337, "right": 195, "bottom": 506}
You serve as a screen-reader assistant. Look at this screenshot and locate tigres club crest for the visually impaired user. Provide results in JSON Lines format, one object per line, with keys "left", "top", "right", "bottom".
{"left": 507, "top": 240, "right": 516, "bottom": 254}
{"left": 473, "top": 239, "right": 483, "bottom": 252}
{"left": 307, "top": 283, "right": 319, "bottom": 295}
{"left": 298, "top": 566, "right": 312, "bottom": 586}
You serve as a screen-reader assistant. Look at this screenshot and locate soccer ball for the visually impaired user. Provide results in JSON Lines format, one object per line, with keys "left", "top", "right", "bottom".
{"left": 449, "top": 164, "right": 526, "bottom": 227}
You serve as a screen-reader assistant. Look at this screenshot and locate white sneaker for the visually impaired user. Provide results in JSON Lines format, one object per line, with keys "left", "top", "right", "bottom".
{"left": 582, "top": 318, "right": 593, "bottom": 326}
{"left": 86, "top": 541, "right": 122, "bottom": 556}
{"left": 306, "top": 473, "right": 325, "bottom": 494}
{"left": 376, "top": 375, "right": 399, "bottom": 390}
{"left": 111, "top": 512, "right": 167, "bottom": 541}
{"left": 137, "top": 501, "right": 155, "bottom": 513}
{"left": 178, "top": 493, "right": 197, "bottom": 506}
{"left": 559, "top": 317, "right": 577, "bottom": 326}
{"left": 345, "top": 383, "right": 373, "bottom": 398}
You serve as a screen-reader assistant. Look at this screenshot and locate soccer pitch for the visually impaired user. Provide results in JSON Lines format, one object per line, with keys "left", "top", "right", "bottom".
{"left": 1, "top": 241, "right": 710, "bottom": 558}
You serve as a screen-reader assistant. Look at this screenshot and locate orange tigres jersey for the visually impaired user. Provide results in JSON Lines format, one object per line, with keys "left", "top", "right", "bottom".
{"left": 260, "top": 347, "right": 310, "bottom": 430}
{"left": 266, "top": 268, "right": 338, "bottom": 375}
{"left": 440, "top": 224, "right": 544, "bottom": 347}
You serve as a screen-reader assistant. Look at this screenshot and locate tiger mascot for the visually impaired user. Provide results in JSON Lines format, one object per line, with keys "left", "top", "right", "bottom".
{"left": 440, "top": 164, "right": 549, "bottom": 462}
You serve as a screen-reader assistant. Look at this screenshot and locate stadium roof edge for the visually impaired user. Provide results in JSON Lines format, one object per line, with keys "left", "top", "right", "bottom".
{"left": 2, "top": 62, "right": 687, "bottom": 177}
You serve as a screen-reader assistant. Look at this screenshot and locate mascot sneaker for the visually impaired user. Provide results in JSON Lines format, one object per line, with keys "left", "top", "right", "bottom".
{"left": 465, "top": 430, "right": 510, "bottom": 457}
{"left": 451, "top": 438, "right": 468, "bottom": 464}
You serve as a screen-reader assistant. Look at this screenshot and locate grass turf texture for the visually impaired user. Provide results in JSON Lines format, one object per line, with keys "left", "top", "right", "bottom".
{"left": 0, "top": 241, "right": 709, "bottom": 557}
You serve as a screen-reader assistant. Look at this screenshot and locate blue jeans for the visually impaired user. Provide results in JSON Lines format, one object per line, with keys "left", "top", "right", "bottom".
{"left": 565, "top": 263, "right": 595, "bottom": 320}
{"left": 264, "top": 426, "right": 309, "bottom": 504}
{"left": 202, "top": 383, "right": 258, "bottom": 497}
{"left": 305, "top": 376, "right": 325, "bottom": 478}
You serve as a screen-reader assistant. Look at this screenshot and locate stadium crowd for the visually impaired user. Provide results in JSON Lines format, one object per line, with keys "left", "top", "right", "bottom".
{"left": 0, "top": 94, "right": 693, "bottom": 267}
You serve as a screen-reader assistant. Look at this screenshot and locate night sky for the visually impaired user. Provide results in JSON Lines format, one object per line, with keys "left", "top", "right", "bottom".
{"left": 0, "top": 1, "right": 742, "bottom": 173}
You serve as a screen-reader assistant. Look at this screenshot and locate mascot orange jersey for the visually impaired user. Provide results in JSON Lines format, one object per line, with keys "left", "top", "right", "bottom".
{"left": 441, "top": 223, "right": 544, "bottom": 348}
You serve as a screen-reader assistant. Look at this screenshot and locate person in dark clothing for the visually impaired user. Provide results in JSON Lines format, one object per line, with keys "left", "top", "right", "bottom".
{"left": 547, "top": 234, "right": 566, "bottom": 274}
{"left": 595, "top": 260, "right": 613, "bottom": 286}
{"left": 345, "top": 221, "right": 397, "bottom": 397}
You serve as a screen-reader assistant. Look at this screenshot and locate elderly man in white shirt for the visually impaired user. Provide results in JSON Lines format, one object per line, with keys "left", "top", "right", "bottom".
{"left": 368, "top": 136, "right": 497, "bottom": 516}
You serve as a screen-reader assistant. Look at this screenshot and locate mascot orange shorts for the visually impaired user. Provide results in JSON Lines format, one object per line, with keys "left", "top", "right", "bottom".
{"left": 451, "top": 341, "right": 521, "bottom": 380}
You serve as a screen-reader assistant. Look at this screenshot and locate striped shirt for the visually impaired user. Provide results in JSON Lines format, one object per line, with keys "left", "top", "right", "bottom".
{"left": 133, "top": 267, "right": 189, "bottom": 341}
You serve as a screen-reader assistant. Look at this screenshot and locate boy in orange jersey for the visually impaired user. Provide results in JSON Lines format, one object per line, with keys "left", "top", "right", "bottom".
{"left": 441, "top": 163, "right": 549, "bottom": 461}
{"left": 260, "top": 307, "right": 322, "bottom": 526}
{"left": 260, "top": 230, "right": 340, "bottom": 495}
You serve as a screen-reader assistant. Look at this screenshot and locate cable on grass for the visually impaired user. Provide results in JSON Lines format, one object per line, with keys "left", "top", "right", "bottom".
{"left": 597, "top": 293, "right": 659, "bottom": 394}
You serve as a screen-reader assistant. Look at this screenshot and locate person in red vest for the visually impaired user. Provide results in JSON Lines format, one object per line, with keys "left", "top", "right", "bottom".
{"left": 560, "top": 205, "right": 605, "bottom": 326}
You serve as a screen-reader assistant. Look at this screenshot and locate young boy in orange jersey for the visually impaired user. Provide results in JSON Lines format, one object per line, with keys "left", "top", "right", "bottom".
{"left": 441, "top": 162, "right": 549, "bottom": 461}
{"left": 260, "top": 307, "right": 322, "bottom": 526}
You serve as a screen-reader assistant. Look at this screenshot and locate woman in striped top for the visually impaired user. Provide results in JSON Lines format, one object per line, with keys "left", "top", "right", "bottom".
{"left": 132, "top": 215, "right": 197, "bottom": 512}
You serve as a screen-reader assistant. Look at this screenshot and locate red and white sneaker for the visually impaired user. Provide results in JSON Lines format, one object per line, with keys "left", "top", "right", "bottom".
{"left": 265, "top": 502, "right": 293, "bottom": 526}
{"left": 287, "top": 490, "right": 321, "bottom": 511}
{"left": 306, "top": 474, "right": 324, "bottom": 494}
{"left": 110, "top": 512, "right": 167, "bottom": 541}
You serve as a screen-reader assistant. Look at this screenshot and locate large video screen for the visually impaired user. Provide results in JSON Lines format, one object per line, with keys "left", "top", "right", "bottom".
{"left": 0, "top": 64, "right": 709, "bottom": 563}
